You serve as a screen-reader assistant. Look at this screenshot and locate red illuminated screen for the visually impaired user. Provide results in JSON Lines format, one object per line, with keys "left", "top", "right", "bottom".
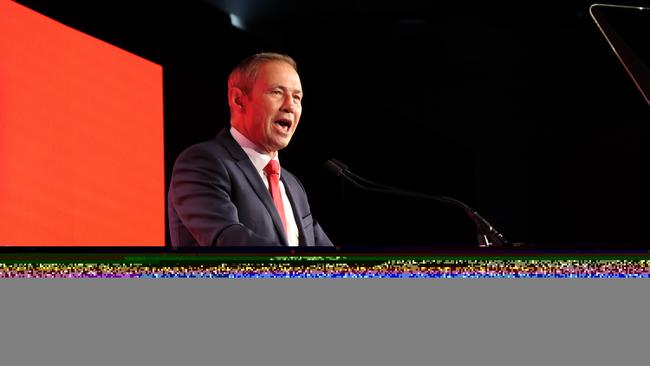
{"left": 0, "top": 0, "right": 164, "bottom": 246}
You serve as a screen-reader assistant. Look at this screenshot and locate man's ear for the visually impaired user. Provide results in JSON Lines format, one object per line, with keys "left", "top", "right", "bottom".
{"left": 228, "top": 87, "right": 245, "bottom": 110}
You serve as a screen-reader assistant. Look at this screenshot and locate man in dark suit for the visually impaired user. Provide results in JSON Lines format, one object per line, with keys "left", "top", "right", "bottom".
{"left": 168, "top": 52, "right": 332, "bottom": 247}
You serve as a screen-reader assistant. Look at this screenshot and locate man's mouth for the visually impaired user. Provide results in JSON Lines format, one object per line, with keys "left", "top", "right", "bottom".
{"left": 273, "top": 118, "right": 292, "bottom": 132}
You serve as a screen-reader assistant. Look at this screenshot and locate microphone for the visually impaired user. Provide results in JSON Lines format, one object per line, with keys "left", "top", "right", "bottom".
{"left": 324, "top": 158, "right": 512, "bottom": 248}
{"left": 323, "top": 159, "right": 345, "bottom": 177}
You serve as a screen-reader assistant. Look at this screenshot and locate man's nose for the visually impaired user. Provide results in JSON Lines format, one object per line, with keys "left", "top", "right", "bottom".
{"left": 280, "top": 96, "right": 297, "bottom": 113}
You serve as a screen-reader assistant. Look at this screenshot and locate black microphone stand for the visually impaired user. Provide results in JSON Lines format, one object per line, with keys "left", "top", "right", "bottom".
{"left": 324, "top": 159, "right": 513, "bottom": 248}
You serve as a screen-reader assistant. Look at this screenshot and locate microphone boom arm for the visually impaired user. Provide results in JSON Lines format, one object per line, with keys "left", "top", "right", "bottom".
{"left": 325, "top": 159, "right": 510, "bottom": 248}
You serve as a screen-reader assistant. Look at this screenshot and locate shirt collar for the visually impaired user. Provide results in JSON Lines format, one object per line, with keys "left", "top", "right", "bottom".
{"left": 230, "top": 126, "right": 280, "bottom": 176}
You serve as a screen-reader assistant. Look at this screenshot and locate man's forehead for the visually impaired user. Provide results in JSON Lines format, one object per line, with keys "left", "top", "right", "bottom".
{"left": 256, "top": 66, "right": 302, "bottom": 92}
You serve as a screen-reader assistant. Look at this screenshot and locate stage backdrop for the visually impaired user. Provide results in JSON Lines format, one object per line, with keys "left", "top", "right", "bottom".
{"left": 0, "top": 0, "right": 164, "bottom": 246}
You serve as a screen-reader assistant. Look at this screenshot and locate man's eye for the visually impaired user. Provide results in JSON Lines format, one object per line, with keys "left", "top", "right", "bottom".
{"left": 293, "top": 95, "right": 302, "bottom": 102}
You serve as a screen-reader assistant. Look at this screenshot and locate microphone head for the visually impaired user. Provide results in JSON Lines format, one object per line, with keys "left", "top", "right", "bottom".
{"left": 330, "top": 158, "right": 348, "bottom": 171}
{"left": 324, "top": 160, "right": 344, "bottom": 177}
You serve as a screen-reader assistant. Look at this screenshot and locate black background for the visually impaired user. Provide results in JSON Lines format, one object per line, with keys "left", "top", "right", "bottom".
{"left": 15, "top": 0, "right": 650, "bottom": 249}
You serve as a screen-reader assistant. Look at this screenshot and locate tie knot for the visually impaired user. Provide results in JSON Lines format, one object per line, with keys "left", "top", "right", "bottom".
{"left": 264, "top": 159, "right": 280, "bottom": 176}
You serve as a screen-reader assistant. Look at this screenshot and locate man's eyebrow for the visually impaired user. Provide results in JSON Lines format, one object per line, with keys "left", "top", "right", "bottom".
{"left": 269, "top": 85, "right": 303, "bottom": 95}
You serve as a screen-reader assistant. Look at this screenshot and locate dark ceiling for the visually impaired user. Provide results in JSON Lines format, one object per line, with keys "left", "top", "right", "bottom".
{"left": 202, "top": 0, "right": 638, "bottom": 34}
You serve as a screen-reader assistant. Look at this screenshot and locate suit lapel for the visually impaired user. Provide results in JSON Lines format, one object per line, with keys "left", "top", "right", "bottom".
{"left": 217, "top": 130, "right": 289, "bottom": 245}
{"left": 280, "top": 174, "right": 309, "bottom": 247}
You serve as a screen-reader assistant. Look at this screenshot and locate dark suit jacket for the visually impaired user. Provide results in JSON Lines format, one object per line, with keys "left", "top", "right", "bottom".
{"left": 168, "top": 129, "right": 333, "bottom": 247}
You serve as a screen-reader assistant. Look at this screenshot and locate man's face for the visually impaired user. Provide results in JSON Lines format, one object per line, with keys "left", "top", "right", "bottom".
{"left": 240, "top": 60, "right": 303, "bottom": 154}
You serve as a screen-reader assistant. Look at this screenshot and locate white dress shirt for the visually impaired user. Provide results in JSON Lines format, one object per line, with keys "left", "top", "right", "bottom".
{"left": 230, "top": 127, "right": 300, "bottom": 246}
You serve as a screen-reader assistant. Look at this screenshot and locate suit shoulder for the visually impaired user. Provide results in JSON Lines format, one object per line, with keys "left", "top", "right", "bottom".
{"left": 175, "top": 137, "right": 226, "bottom": 162}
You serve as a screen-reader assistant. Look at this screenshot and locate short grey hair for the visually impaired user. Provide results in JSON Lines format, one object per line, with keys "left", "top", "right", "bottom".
{"left": 228, "top": 52, "right": 298, "bottom": 94}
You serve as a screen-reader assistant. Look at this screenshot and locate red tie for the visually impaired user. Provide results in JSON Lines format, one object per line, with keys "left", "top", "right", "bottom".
{"left": 263, "top": 159, "right": 287, "bottom": 235}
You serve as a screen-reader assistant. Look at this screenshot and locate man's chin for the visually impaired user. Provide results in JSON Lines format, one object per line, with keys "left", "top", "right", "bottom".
{"left": 270, "top": 138, "right": 292, "bottom": 151}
